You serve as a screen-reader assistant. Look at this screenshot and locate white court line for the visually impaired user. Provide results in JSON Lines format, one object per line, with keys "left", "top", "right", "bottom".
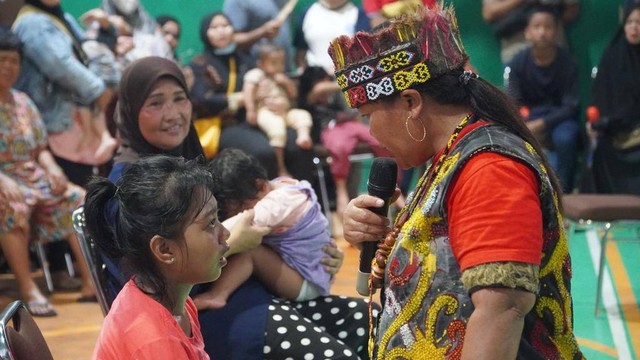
{"left": 585, "top": 228, "right": 633, "bottom": 360}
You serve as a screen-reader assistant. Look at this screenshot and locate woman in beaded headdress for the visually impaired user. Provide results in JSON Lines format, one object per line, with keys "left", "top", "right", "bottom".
{"left": 336, "top": 4, "right": 583, "bottom": 359}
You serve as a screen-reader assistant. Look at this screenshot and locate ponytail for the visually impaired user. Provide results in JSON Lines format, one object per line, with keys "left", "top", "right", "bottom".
{"left": 465, "top": 76, "right": 563, "bottom": 198}
{"left": 84, "top": 178, "right": 125, "bottom": 259}
{"left": 417, "top": 67, "right": 564, "bottom": 198}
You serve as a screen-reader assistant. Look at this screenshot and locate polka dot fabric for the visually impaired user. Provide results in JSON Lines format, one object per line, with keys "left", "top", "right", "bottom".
{"left": 263, "top": 296, "right": 380, "bottom": 359}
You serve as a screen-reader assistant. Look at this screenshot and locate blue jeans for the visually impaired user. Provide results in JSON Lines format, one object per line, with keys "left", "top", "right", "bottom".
{"left": 530, "top": 109, "right": 580, "bottom": 193}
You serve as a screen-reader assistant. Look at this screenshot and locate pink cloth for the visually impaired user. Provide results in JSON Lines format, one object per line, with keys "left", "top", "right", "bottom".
{"left": 321, "top": 120, "right": 386, "bottom": 179}
{"left": 252, "top": 178, "right": 310, "bottom": 233}
{"left": 93, "top": 280, "right": 209, "bottom": 360}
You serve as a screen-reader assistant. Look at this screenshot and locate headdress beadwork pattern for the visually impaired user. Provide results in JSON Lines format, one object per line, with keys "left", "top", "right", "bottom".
{"left": 328, "top": 4, "right": 468, "bottom": 108}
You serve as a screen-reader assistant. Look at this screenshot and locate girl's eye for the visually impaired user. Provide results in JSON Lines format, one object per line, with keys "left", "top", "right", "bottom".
{"left": 209, "top": 218, "right": 217, "bottom": 229}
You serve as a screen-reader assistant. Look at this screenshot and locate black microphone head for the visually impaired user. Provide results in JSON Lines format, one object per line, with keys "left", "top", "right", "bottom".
{"left": 367, "top": 157, "right": 398, "bottom": 198}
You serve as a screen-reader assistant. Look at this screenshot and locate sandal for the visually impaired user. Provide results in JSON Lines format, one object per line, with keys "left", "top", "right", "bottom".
{"left": 25, "top": 300, "right": 57, "bottom": 317}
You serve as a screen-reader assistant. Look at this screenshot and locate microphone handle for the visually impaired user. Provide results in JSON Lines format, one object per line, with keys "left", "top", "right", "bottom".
{"left": 356, "top": 200, "right": 391, "bottom": 296}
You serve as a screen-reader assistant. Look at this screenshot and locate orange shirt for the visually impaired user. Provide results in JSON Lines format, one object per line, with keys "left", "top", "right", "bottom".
{"left": 445, "top": 123, "right": 543, "bottom": 271}
{"left": 92, "top": 280, "right": 209, "bottom": 360}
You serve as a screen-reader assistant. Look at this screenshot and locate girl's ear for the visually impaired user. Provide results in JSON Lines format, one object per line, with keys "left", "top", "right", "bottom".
{"left": 149, "top": 235, "right": 177, "bottom": 265}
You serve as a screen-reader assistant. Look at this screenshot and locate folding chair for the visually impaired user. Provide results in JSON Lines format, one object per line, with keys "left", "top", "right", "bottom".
{"left": 0, "top": 300, "right": 53, "bottom": 360}
{"left": 72, "top": 207, "right": 110, "bottom": 316}
{"left": 562, "top": 194, "right": 640, "bottom": 315}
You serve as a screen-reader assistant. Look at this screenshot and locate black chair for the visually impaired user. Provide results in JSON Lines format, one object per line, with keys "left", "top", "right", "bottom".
{"left": 0, "top": 300, "right": 53, "bottom": 360}
{"left": 72, "top": 207, "right": 110, "bottom": 316}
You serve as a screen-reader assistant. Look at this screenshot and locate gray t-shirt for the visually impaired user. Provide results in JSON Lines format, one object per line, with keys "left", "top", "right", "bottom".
{"left": 223, "top": 0, "right": 294, "bottom": 70}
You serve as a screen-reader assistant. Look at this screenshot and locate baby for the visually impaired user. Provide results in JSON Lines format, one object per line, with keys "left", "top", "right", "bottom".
{"left": 244, "top": 43, "right": 313, "bottom": 177}
{"left": 194, "top": 148, "right": 332, "bottom": 310}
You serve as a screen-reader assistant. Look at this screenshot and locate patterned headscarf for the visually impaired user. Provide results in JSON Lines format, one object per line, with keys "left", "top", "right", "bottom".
{"left": 328, "top": 4, "right": 467, "bottom": 108}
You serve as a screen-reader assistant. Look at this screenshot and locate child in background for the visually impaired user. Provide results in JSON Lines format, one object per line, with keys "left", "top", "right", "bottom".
{"left": 507, "top": 5, "right": 581, "bottom": 193}
{"left": 193, "top": 148, "right": 332, "bottom": 310}
{"left": 243, "top": 43, "right": 313, "bottom": 177}
{"left": 84, "top": 155, "right": 229, "bottom": 359}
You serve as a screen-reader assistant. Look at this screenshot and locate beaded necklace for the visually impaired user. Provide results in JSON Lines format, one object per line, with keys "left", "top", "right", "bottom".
{"left": 366, "top": 113, "right": 472, "bottom": 357}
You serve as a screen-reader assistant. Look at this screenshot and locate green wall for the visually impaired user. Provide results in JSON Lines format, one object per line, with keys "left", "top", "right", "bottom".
{"left": 65, "top": 0, "right": 625, "bottom": 111}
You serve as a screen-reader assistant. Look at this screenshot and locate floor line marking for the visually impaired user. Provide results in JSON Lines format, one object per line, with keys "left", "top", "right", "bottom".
{"left": 606, "top": 240, "right": 640, "bottom": 358}
{"left": 576, "top": 337, "right": 618, "bottom": 358}
{"left": 586, "top": 229, "right": 632, "bottom": 360}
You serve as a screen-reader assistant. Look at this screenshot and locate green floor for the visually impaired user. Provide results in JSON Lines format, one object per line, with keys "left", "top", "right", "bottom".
{"left": 570, "top": 227, "right": 640, "bottom": 360}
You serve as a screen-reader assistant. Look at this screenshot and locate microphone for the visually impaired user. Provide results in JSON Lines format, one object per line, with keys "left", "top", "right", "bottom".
{"left": 356, "top": 157, "right": 398, "bottom": 296}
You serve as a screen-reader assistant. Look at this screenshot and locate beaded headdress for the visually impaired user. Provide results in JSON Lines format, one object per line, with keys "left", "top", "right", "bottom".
{"left": 328, "top": 4, "right": 467, "bottom": 108}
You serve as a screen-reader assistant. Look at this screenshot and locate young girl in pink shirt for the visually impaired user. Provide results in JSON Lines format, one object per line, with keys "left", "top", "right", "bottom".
{"left": 83, "top": 155, "right": 229, "bottom": 360}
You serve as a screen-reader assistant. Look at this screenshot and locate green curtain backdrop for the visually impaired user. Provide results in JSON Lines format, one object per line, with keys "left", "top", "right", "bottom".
{"left": 64, "top": 0, "right": 625, "bottom": 112}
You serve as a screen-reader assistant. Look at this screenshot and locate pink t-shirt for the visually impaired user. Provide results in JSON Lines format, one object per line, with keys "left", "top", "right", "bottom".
{"left": 92, "top": 279, "right": 209, "bottom": 360}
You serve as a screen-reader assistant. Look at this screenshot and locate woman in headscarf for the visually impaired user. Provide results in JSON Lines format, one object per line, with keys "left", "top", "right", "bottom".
{"left": 109, "top": 56, "right": 203, "bottom": 178}
{"left": 189, "top": 12, "right": 315, "bottom": 181}
{"left": 588, "top": 3, "right": 640, "bottom": 194}
{"left": 107, "top": 56, "right": 371, "bottom": 359}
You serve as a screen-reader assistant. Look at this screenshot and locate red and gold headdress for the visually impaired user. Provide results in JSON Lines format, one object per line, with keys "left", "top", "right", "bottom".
{"left": 328, "top": 4, "right": 467, "bottom": 108}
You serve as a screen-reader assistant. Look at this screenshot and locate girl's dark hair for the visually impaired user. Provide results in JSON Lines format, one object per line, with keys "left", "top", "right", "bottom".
{"left": 207, "top": 148, "right": 268, "bottom": 220}
{"left": 412, "top": 67, "right": 563, "bottom": 196}
{"left": 0, "top": 31, "right": 23, "bottom": 59}
{"left": 83, "top": 155, "right": 214, "bottom": 304}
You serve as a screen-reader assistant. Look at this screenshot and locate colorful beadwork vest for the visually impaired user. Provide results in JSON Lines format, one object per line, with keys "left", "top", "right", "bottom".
{"left": 375, "top": 124, "right": 583, "bottom": 359}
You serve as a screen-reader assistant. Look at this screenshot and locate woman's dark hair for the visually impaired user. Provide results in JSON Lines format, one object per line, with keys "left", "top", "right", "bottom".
{"left": 83, "top": 155, "right": 214, "bottom": 305}
{"left": 526, "top": 5, "right": 561, "bottom": 25}
{"left": 0, "top": 30, "right": 23, "bottom": 59}
{"left": 207, "top": 148, "right": 268, "bottom": 220}
{"left": 156, "top": 15, "right": 181, "bottom": 39}
{"left": 410, "top": 67, "right": 564, "bottom": 196}
{"left": 624, "top": 2, "right": 640, "bottom": 21}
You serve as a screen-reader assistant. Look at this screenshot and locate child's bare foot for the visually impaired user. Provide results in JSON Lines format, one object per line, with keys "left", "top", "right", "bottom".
{"left": 295, "top": 133, "right": 312, "bottom": 150}
{"left": 193, "top": 294, "right": 228, "bottom": 310}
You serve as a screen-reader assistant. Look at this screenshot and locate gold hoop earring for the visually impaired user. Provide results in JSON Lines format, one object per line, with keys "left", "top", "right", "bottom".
{"left": 405, "top": 116, "right": 426, "bottom": 142}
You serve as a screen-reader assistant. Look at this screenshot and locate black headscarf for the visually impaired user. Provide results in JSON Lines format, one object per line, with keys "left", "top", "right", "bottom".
{"left": 200, "top": 12, "right": 222, "bottom": 53}
{"left": 114, "top": 56, "right": 203, "bottom": 163}
{"left": 591, "top": 4, "right": 640, "bottom": 132}
{"left": 24, "top": 0, "right": 89, "bottom": 65}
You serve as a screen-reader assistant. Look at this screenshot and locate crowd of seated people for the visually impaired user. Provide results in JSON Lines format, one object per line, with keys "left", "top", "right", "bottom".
{"left": 0, "top": 0, "right": 637, "bottom": 358}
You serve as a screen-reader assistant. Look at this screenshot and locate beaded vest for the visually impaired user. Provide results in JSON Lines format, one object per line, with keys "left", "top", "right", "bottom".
{"left": 374, "top": 124, "right": 583, "bottom": 359}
